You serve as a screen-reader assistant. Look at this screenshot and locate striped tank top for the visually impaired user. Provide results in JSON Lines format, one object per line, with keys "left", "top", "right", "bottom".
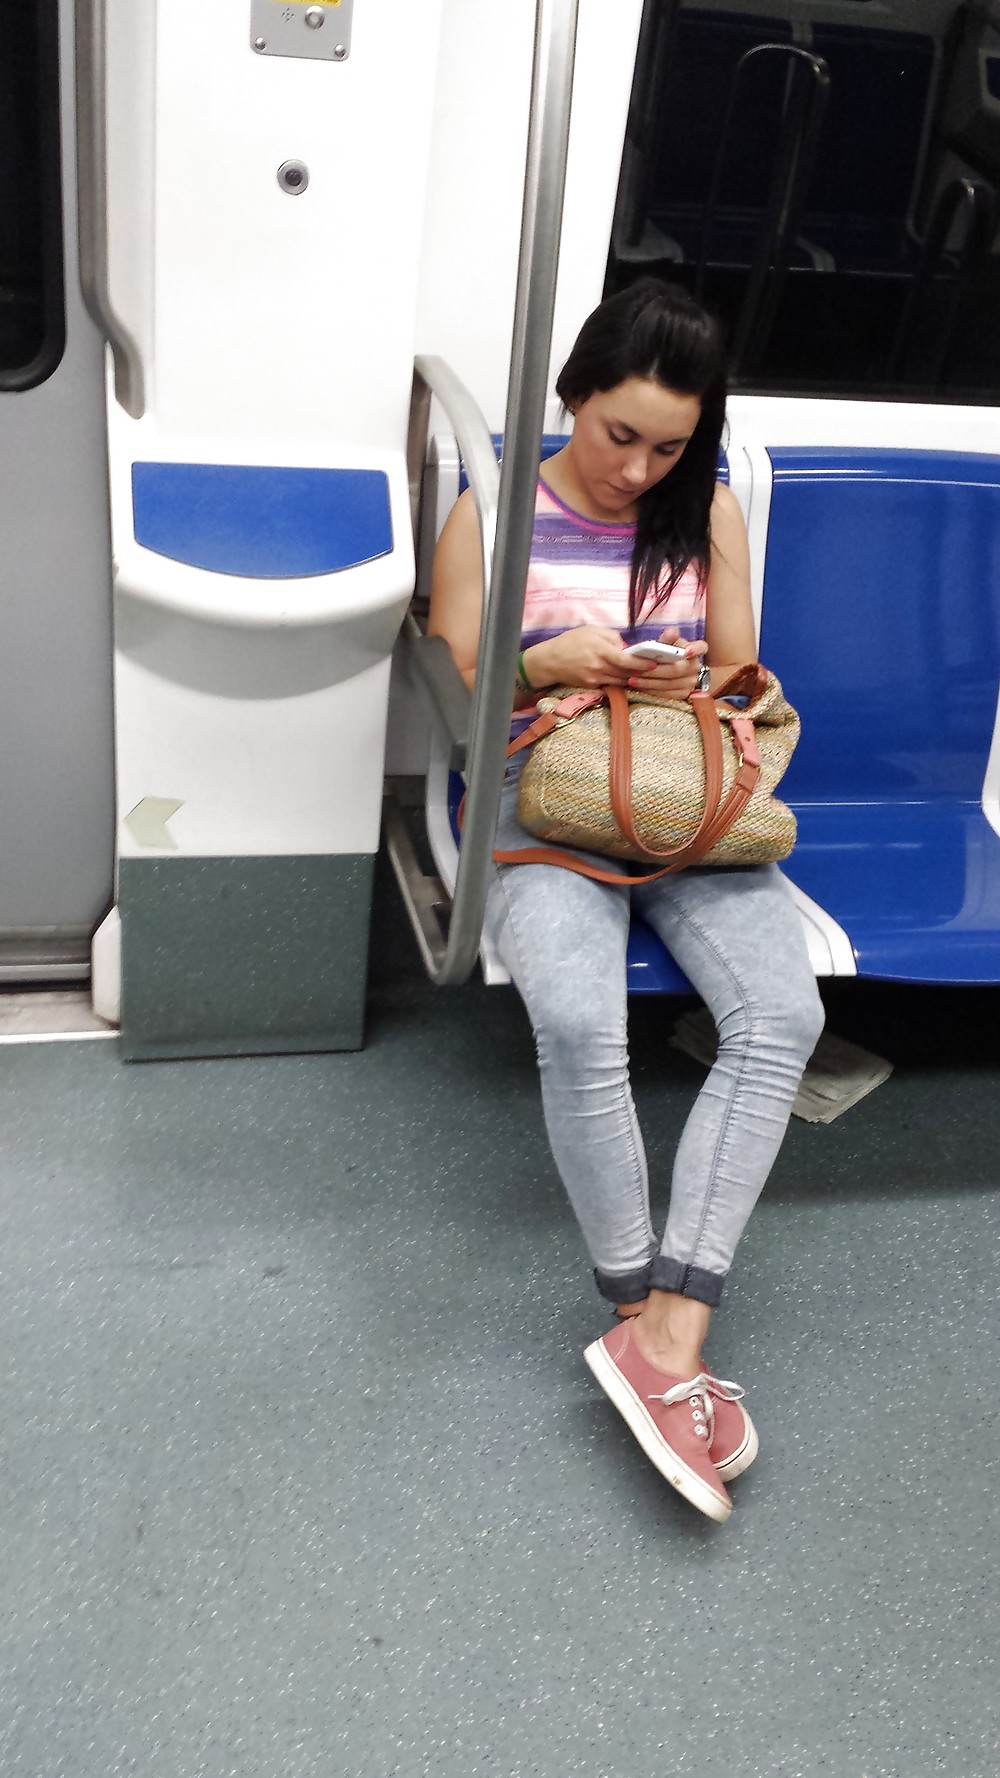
{"left": 516, "top": 476, "right": 707, "bottom": 723}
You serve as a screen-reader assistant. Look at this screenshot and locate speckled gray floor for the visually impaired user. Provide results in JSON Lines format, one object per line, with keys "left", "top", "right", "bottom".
{"left": 1, "top": 859, "right": 998, "bottom": 1778}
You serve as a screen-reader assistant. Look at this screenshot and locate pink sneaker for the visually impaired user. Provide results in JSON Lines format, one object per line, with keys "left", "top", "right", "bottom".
{"left": 584, "top": 1321, "right": 733, "bottom": 1522}
{"left": 707, "top": 1373, "right": 758, "bottom": 1483}
{"left": 611, "top": 1313, "right": 757, "bottom": 1482}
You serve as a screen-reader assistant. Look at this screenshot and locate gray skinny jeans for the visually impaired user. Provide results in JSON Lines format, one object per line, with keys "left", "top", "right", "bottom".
{"left": 484, "top": 752, "right": 825, "bottom": 1310}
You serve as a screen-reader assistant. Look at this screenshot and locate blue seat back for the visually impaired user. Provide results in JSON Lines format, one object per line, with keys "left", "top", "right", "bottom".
{"left": 760, "top": 448, "right": 1000, "bottom": 806}
{"left": 759, "top": 448, "right": 1000, "bottom": 979}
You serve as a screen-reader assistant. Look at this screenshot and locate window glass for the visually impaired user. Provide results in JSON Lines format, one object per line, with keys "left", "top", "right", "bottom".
{"left": 607, "top": 0, "right": 1000, "bottom": 403}
{"left": 0, "top": 1, "right": 65, "bottom": 389}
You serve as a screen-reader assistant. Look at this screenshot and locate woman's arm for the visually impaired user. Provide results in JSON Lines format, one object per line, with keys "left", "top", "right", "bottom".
{"left": 703, "top": 482, "right": 757, "bottom": 687}
{"left": 428, "top": 487, "right": 635, "bottom": 696}
{"left": 427, "top": 488, "right": 484, "bottom": 693}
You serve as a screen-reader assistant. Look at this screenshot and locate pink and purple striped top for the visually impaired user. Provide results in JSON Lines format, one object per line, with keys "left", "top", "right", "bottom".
{"left": 517, "top": 476, "right": 707, "bottom": 722}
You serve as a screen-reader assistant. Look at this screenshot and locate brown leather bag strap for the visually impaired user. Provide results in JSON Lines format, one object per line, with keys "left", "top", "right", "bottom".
{"left": 688, "top": 717, "right": 759, "bottom": 857}
{"left": 607, "top": 687, "right": 726, "bottom": 863}
{"left": 490, "top": 842, "right": 643, "bottom": 884}
{"left": 715, "top": 662, "right": 768, "bottom": 704}
{"left": 492, "top": 703, "right": 762, "bottom": 885}
{"left": 456, "top": 692, "right": 605, "bottom": 833}
{"left": 508, "top": 689, "right": 606, "bottom": 759}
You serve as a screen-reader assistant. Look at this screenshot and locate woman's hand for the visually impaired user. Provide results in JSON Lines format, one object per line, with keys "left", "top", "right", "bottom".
{"left": 524, "top": 627, "right": 638, "bottom": 690}
{"left": 624, "top": 627, "right": 709, "bottom": 701}
{"left": 525, "top": 625, "right": 710, "bottom": 697}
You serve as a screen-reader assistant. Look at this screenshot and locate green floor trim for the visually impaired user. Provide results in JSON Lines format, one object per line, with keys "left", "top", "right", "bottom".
{"left": 119, "top": 853, "right": 373, "bottom": 1060}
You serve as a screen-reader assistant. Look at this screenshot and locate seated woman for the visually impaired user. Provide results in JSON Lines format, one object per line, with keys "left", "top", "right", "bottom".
{"left": 429, "top": 278, "right": 823, "bottom": 1524}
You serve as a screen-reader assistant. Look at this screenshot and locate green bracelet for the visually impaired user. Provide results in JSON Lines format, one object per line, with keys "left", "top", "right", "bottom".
{"left": 517, "top": 650, "right": 531, "bottom": 692}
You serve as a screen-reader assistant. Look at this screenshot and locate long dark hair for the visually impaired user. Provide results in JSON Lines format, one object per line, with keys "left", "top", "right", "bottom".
{"left": 555, "top": 278, "right": 728, "bottom": 627}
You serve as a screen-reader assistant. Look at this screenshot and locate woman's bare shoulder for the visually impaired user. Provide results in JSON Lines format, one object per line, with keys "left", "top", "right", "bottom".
{"left": 440, "top": 484, "right": 479, "bottom": 536}
{"left": 709, "top": 481, "right": 749, "bottom": 558}
{"left": 710, "top": 480, "right": 746, "bottom": 528}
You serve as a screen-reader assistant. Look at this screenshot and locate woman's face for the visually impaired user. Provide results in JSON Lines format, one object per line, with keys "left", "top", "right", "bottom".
{"left": 567, "top": 377, "right": 702, "bottom": 519}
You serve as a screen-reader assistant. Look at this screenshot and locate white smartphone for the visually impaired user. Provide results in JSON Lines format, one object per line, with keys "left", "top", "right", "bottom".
{"left": 621, "top": 640, "right": 689, "bottom": 663}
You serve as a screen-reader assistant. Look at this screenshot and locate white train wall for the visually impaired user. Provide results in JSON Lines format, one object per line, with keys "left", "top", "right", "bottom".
{"left": 0, "top": 1, "right": 646, "bottom": 1055}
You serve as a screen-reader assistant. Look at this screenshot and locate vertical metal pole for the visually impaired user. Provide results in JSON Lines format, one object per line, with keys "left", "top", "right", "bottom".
{"left": 434, "top": 0, "right": 580, "bottom": 983}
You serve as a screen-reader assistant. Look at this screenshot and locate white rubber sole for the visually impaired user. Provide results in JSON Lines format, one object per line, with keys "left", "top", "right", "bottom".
{"left": 715, "top": 1409, "right": 760, "bottom": 1483}
{"left": 584, "top": 1339, "right": 732, "bottom": 1523}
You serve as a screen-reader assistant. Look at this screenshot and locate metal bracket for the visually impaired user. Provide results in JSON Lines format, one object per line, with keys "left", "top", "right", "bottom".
{"left": 250, "top": 0, "right": 354, "bottom": 63}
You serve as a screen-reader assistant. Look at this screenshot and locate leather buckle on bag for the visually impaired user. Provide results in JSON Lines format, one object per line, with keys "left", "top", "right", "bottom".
{"left": 539, "top": 691, "right": 604, "bottom": 725}
{"left": 731, "top": 718, "right": 760, "bottom": 770}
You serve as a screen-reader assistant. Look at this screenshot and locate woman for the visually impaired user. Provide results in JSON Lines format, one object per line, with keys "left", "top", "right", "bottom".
{"left": 429, "top": 279, "right": 824, "bottom": 1523}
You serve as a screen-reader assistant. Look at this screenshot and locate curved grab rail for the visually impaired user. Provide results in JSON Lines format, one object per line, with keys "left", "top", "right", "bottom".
{"left": 695, "top": 44, "right": 830, "bottom": 374}
{"left": 399, "top": 0, "right": 579, "bottom": 986}
{"left": 411, "top": 353, "right": 501, "bottom": 621}
{"left": 75, "top": 0, "right": 145, "bottom": 417}
{"left": 888, "top": 177, "right": 995, "bottom": 385}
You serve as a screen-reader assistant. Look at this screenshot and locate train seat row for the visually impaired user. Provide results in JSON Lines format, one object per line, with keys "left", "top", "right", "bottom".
{"left": 607, "top": 7, "right": 1000, "bottom": 389}
{"left": 633, "top": 9, "right": 938, "bottom": 278}
{"left": 430, "top": 437, "right": 1000, "bottom": 990}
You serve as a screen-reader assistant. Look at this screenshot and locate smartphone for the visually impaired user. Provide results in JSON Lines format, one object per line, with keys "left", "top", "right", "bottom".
{"left": 621, "top": 640, "right": 690, "bottom": 663}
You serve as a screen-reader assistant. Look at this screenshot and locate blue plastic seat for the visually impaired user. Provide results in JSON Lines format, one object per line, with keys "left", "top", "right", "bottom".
{"left": 760, "top": 447, "right": 1000, "bottom": 983}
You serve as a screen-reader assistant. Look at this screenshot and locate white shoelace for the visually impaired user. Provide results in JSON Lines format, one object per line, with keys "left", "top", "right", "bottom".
{"left": 648, "top": 1372, "right": 746, "bottom": 1442}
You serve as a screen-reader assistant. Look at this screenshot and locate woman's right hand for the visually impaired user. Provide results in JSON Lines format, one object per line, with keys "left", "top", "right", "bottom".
{"left": 525, "top": 627, "right": 634, "bottom": 690}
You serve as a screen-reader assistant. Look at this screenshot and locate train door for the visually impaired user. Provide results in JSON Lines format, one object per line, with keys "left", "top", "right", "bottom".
{"left": 0, "top": 0, "right": 115, "bottom": 985}
{"left": 608, "top": 0, "right": 1000, "bottom": 981}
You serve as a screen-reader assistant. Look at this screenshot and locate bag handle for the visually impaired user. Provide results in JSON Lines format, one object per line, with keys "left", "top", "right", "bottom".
{"left": 489, "top": 686, "right": 761, "bottom": 884}
{"left": 607, "top": 686, "right": 726, "bottom": 861}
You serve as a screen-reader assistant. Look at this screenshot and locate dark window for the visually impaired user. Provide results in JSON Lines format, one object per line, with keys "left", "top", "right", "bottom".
{"left": 0, "top": 0, "right": 65, "bottom": 390}
{"left": 607, "top": 0, "right": 1000, "bottom": 404}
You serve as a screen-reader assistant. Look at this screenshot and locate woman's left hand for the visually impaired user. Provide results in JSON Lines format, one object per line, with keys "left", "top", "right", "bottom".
{"left": 626, "top": 629, "right": 708, "bottom": 700}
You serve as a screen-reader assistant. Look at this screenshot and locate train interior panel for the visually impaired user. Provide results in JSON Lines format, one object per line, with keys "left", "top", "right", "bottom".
{"left": 2, "top": 3, "right": 1000, "bottom": 1766}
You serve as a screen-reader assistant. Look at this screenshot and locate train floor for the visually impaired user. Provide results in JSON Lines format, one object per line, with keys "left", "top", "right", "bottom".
{"left": 1, "top": 854, "right": 998, "bottom": 1778}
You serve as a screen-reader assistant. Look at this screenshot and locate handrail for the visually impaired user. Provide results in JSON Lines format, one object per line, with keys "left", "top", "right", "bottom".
{"left": 888, "top": 178, "right": 995, "bottom": 386}
{"left": 75, "top": 0, "right": 145, "bottom": 417}
{"left": 402, "top": 0, "right": 579, "bottom": 986}
{"left": 695, "top": 45, "right": 830, "bottom": 374}
{"left": 403, "top": 614, "right": 472, "bottom": 758}
{"left": 411, "top": 354, "right": 501, "bottom": 622}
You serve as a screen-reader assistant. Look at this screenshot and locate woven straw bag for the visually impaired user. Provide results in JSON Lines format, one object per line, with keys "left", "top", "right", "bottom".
{"left": 494, "top": 664, "right": 799, "bottom": 884}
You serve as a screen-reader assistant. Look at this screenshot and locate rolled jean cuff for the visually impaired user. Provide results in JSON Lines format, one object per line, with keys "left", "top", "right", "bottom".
{"left": 593, "top": 1263, "right": 654, "bottom": 1307}
{"left": 649, "top": 1255, "right": 725, "bottom": 1308}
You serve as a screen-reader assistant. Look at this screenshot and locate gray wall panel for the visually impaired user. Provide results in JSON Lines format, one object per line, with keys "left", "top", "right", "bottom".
{"left": 0, "top": 0, "right": 115, "bottom": 961}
